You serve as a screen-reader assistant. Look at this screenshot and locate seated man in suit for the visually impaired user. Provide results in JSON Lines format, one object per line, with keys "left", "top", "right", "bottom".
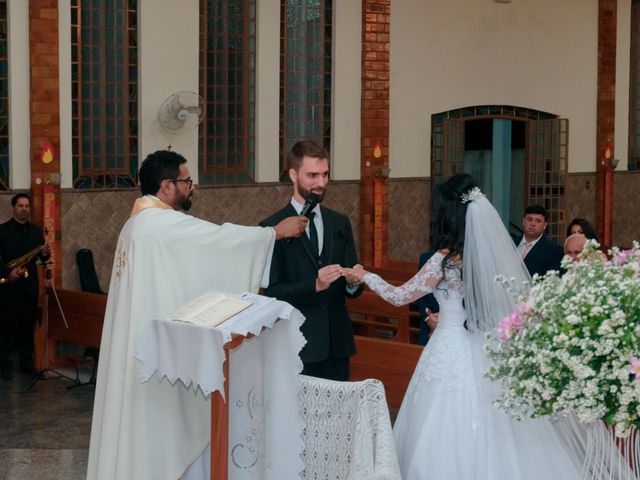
{"left": 512, "top": 205, "right": 563, "bottom": 277}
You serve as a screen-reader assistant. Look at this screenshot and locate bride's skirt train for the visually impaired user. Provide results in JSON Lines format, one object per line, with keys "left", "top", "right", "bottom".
{"left": 392, "top": 325, "right": 585, "bottom": 480}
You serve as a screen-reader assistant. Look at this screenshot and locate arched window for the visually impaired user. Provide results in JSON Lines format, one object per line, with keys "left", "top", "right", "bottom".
{"left": 432, "top": 105, "right": 567, "bottom": 243}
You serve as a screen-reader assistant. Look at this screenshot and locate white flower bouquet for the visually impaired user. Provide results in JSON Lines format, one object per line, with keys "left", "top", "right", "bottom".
{"left": 486, "top": 241, "right": 640, "bottom": 437}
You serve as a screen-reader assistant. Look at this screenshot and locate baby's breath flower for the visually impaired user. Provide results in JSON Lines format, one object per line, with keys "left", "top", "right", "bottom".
{"left": 486, "top": 244, "right": 640, "bottom": 437}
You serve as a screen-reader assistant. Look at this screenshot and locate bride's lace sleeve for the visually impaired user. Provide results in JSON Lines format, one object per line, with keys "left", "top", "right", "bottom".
{"left": 363, "top": 253, "right": 446, "bottom": 307}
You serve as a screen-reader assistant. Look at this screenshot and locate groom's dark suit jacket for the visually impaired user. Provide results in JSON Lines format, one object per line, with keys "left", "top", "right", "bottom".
{"left": 260, "top": 204, "right": 362, "bottom": 364}
{"left": 512, "top": 234, "right": 564, "bottom": 277}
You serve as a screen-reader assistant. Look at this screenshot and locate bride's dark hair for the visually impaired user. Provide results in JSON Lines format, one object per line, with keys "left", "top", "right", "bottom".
{"left": 429, "top": 173, "right": 478, "bottom": 266}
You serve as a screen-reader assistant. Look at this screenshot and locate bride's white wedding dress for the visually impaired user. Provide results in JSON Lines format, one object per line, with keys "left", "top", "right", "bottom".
{"left": 363, "top": 251, "right": 583, "bottom": 480}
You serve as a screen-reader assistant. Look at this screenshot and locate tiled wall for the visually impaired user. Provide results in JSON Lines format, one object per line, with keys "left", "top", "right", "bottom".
{"left": 1, "top": 171, "right": 639, "bottom": 292}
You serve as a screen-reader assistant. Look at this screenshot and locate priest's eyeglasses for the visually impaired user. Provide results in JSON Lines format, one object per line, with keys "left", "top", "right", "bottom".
{"left": 166, "top": 178, "right": 193, "bottom": 188}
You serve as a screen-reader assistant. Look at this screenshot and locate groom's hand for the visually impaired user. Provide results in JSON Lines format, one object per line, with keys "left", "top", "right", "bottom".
{"left": 316, "top": 264, "right": 343, "bottom": 292}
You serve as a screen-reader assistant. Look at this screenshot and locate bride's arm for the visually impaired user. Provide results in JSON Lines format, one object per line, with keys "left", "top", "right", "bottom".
{"left": 344, "top": 253, "right": 445, "bottom": 307}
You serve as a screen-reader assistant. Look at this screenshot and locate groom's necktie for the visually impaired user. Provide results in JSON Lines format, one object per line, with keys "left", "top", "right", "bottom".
{"left": 308, "top": 211, "right": 320, "bottom": 257}
{"left": 521, "top": 241, "right": 532, "bottom": 259}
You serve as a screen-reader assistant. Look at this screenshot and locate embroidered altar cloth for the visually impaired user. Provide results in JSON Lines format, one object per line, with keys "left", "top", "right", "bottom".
{"left": 135, "top": 292, "right": 306, "bottom": 479}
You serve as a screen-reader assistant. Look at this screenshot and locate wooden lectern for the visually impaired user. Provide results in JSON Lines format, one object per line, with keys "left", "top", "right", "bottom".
{"left": 136, "top": 296, "right": 302, "bottom": 480}
{"left": 210, "top": 332, "right": 251, "bottom": 480}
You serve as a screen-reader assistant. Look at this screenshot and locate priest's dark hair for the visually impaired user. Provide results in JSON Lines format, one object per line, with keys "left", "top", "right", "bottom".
{"left": 429, "top": 173, "right": 478, "bottom": 266}
{"left": 139, "top": 150, "right": 187, "bottom": 196}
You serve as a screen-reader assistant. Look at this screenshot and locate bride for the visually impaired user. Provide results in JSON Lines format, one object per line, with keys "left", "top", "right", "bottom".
{"left": 345, "top": 174, "right": 587, "bottom": 479}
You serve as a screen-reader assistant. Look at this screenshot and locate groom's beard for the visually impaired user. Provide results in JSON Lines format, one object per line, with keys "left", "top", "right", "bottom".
{"left": 298, "top": 185, "right": 326, "bottom": 203}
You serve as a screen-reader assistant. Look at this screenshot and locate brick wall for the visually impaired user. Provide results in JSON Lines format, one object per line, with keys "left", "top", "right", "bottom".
{"left": 29, "top": 0, "right": 61, "bottom": 284}
{"left": 595, "top": 0, "right": 617, "bottom": 244}
{"left": 360, "top": 0, "right": 390, "bottom": 266}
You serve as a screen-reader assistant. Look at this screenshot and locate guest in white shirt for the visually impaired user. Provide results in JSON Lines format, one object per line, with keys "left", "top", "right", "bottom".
{"left": 511, "top": 204, "right": 563, "bottom": 277}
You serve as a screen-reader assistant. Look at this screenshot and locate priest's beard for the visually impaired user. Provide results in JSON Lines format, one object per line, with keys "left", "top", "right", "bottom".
{"left": 177, "top": 191, "right": 193, "bottom": 211}
{"left": 298, "top": 185, "right": 325, "bottom": 203}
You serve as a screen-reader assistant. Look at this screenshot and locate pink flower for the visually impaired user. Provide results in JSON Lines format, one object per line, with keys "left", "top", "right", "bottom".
{"left": 629, "top": 357, "right": 640, "bottom": 380}
{"left": 497, "top": 303, "right": 530, "bottom": 342}
{"left": 613, "top": 250, "right": 631, "bottom": 266}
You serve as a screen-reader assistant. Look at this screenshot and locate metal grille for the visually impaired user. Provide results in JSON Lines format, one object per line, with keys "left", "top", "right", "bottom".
{"left": 199, "top": 0, "right": 256, "bottom": 185}
{"left": 527, "top": 118, "right": 568, "bottom": 243}
{"left": 442, "top": 118, "right": 465, "bottom": 178}
{"left": 71, "top": 0, "right": 138, "bottom": 189}
{"left": 279, "top": 0, "right": 332, "bottom": 177}
{"left": 0, "top": 0, "right": 7, "bottom": 190}
{"left": 431, "top": 107, "right": 566, "bottom": 244}
{"left": 630, "top": 1, "right": 640, "bottom": 170}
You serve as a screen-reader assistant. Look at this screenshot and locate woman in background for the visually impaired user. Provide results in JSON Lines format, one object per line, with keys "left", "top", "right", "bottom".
{"left": 566, "top": 217, "right": 597, "bottom": 241}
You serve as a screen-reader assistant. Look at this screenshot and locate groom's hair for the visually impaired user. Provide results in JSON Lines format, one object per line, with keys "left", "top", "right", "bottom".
{"left": 287, "top": 139, "right": 329, "bottom": 172}
{"left": 138, "top": 150, "right": 187, "bottom": 196}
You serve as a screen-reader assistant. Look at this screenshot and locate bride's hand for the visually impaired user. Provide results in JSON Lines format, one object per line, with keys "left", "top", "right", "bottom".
{"left": 343, "top": 264, "right": 368, "bottom": 284}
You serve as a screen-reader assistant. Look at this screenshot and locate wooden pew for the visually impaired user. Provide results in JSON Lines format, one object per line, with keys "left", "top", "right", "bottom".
{"left": 40, "top": 285, "right": 424, "bottom": 409}
{"left": 43, "top": 288, "right": 106, "bottom": 368}
{"left": 347, "top": 289, "right": 422, "bottom": 409}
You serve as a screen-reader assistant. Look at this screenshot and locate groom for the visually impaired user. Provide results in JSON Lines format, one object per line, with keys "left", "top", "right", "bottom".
{"left": 260, "top": 139, "right": 363, "bottom": 381}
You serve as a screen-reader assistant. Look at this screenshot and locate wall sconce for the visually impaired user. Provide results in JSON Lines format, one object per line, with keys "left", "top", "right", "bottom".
{"left": 374, "top": 166, "right": 390, "bottom": 178}
{"left": 601, "top": 138, "right": 619, "bottom": 169}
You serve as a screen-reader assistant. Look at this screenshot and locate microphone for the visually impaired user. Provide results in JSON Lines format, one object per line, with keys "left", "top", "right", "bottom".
{"left": 300, "top": 193, "right": 320, "bottom": 218}
{"left": 285, "top": 193, "right": 320, "bottom": 243}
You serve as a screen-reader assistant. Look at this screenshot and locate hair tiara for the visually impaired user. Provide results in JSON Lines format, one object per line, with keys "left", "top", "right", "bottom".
{"left": 460, "top": 187, "right": 484, "bottom": 204}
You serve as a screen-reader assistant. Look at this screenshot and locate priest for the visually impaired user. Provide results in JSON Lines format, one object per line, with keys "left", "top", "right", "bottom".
{"left": 86, "top": 150, "right": 307, "bottom": 480}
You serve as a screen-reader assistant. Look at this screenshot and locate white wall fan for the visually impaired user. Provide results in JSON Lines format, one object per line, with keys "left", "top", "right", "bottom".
{"left": 157, "top": 91, "right": 204, "bottom": 135}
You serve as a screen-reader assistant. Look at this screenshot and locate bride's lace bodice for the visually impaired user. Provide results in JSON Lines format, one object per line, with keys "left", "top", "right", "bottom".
{"left": 364, "top": 251, "right": 474, "bottom": 398}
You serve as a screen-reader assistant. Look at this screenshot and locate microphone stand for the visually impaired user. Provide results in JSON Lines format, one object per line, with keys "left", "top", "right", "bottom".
{"left": 27, "top": 265, "right": 76, "bottom": 392}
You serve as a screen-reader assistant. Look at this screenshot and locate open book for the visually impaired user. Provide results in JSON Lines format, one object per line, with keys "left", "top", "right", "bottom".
{"left": 166, "top": 292, "right": 253, "bottom": 327}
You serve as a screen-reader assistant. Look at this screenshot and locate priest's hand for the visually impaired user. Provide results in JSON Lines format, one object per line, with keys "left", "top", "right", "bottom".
{"left": 316, "top": 264, "right": 344, "bottom": 292}
{"left": 273, "top": 216, "right": 308, "bottom": 240}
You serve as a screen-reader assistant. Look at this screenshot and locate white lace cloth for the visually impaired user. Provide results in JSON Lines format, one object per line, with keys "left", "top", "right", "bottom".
{"left": 298, "top": 375, "right": 401, "bottom": 480}
{"left": 135, "top": 293, "right": 306, "bottom": 480}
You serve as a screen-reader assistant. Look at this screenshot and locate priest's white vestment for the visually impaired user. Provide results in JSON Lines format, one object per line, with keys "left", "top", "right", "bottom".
{"left": 86, "top": 198, "right": 275, "bottom": 480}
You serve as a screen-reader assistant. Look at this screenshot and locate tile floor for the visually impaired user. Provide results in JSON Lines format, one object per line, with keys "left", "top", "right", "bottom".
{"left": 0, "top": 361, "right": 94, "bottom": 480}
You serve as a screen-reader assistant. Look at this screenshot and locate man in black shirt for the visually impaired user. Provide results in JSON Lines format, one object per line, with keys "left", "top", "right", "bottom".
{"left": 0, "top": 194, "right": 50, "bottom": 380}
